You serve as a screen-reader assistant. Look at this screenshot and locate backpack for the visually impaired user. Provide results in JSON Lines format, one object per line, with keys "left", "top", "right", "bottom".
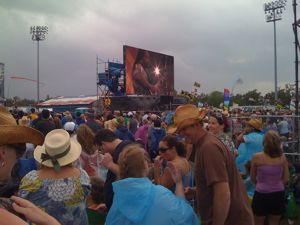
{"left": 149, "top": 128, "right": 166, "bottom": 159}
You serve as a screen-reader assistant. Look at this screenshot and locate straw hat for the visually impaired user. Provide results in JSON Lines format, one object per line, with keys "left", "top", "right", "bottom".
{"left": 34, "top": 129, "right": 81, "bottom": 171}
{"left": 247, "top": 118, "right": 262, "bottom": 131}
{"left": 0, "top": 106, "right": 44, "bottom": 145}
{"left": 167, "top": 104, "right": 208, "bottom": 134}
{"left": 63, "top": 111, "right": 71, "bottom": 116}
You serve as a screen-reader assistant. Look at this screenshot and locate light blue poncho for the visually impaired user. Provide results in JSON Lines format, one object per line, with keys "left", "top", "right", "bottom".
{"left": 106, "top": 177, "right": 200, "bottom": 225}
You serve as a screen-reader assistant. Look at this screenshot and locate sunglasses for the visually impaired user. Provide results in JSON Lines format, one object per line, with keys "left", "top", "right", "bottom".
{"left": 158, "top": 147, "right": 170, "bottom": 153}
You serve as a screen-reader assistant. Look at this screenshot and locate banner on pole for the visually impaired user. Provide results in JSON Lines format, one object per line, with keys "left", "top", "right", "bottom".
{"left": 224, "top": 88, "right": 230, "bottom": 110}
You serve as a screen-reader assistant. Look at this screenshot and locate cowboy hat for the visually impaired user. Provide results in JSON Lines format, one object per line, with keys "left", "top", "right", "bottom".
{"left": 34, "top": 129, "right": 81, "bottom": 171}
{"left": 247, "top": 118, "right": 262, "bottom": 131}
{"left": 63, "top": 111, "right": 71, "bottom": 116}
{"left": 167, "top": 104, "right": 208, "bottom": 134}
{"left": 0, "top": 106, "right": 44, "bottom": 145}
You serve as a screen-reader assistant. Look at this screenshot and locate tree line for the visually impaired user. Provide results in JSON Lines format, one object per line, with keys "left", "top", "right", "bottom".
{"left": 179, "top": 86, "right": 292, "bottom": 108}
{"left": 3, "top": 87, "right": 292, "bottom": 109}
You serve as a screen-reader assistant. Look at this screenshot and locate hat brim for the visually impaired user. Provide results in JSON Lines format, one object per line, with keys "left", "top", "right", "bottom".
{"left": 177, "top": 118, "right": 200, "bottom": 132}
{"left": 168, "top": 108, "right": 208, "bottom": 134}
{"left": 0, "top": 125, "right": 44, "bottom": 145}
{"left": 247, "top": 123, "right": 262, "bottom": 131}
{"left": 34, "top": 140, "right": 81, "bottom": 168}
{"left": 166, "top": 124, "right": 177, "bottom": 134}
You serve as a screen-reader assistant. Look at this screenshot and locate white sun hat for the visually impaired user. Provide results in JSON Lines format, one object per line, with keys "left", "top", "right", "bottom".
{"left": 34, "top": 129, "right": 81, "bottom": 171}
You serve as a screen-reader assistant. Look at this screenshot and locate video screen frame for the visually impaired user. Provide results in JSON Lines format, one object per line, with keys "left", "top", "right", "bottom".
{"left": 123, "top": 45, "right": 174, "bottom": 96}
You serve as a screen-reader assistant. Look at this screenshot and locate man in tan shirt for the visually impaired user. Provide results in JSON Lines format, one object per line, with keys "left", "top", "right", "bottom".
{"left": 169, "top": 104, "right": 254, "bottom": 225}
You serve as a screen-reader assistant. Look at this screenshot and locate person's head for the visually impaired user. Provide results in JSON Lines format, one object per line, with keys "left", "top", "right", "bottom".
{"left": 116, "top": 116, "right": 125, "bottom": 126}
{"left": 85, "top": 109, "right": 95, "bottom": 120}
{"left": 63, "top": 122, "right": 76, "bottom": 135}
{"left": 106, "top": 118, "right": 118, "bottom": 131}
{"left": 30, "top": 108, "right": 36, "bottom": 114}
{"left": 17, "top": 111, "right": 24, "bottom": 119}
{"left": 0, "top": 144, "right": 26, "bottom": 180}
{"left": 135, "top": 50, "right": 151, "bottom": 66}
{"left": 64, "top": 115, "right": 73, "bottom": 122}
{"left": 169, "top": 104, "right": 207, "bottom": 144}
{"left": 75, "top": 111, "right": 81, "bottom": 118}
{"left": 41, "top": 109, "right": 50, "bottom": 119}
{"left": 208, "top": 112, "right": 228, "bottom": 135}
{"left": 118, "top": 144, "right": 149, "bottom": 179}
{"left": 34, "top": 129, "right": 81, "bottom": 172}
{"left": 158, "top": 135, "right": 186, "bottom": 161}
{"left": 76, "top": 124, "right": 96, "bottom": 155}
{"left": 90, "top": 177, "right": 104, "bottom": 204}
{"left": 263, "top": 130, "right": 283, "bottom": 158}
{"left": 245, "top": 118, "right": 262, "bottom": 133}
{"left": 0, "top": 106, "right": 44, "bottom": 180}
{"left": 153, "top": 119, "right": 161, "bottom": 128}
{"left": 127, "top": 112, "right": 133, "bottom": 118}
{"left": 63, "top": 111, "right": 71, "bottom": 117}
{"left": 95, "top": 129, "right": 119, "bottom": 154}
{"left": 19, "top": 116, "right": 30, "bottom": 127}
{"left": 106, "top": 113, "right": 115, "bottom": 121}
{"left": 142, "top": 117, "right": 149, "bottom": 125}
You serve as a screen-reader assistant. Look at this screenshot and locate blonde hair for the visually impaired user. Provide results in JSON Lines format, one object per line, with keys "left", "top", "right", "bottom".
{"left": 76, "top": 124, "right": 96, "bottom": 155}
{"left": 263, "top": 130, "right": 283, "bottom": 158}
{"left": 118, "top": 144, "right": 147, "bottom": 179}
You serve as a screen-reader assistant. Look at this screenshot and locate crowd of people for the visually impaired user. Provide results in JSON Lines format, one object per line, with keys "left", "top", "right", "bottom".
{"left": 0, "top": 104, "right": 296, "bottom": 225}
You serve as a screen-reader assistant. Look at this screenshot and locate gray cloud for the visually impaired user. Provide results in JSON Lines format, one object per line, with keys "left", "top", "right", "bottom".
{"left": 0, "top": 0, "right": 296, "bottom": 100}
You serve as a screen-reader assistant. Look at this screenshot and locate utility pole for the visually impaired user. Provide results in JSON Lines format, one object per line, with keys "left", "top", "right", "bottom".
{"left": 293, "top": 0, "right": 300, "bottom": 153}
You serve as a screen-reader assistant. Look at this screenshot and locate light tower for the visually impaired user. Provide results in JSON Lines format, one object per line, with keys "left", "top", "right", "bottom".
{"left": 30, "top": 26, "right": 48, "bottom": 104}
{"left": 263, "top": 0, "right": 287, "bottom": 101}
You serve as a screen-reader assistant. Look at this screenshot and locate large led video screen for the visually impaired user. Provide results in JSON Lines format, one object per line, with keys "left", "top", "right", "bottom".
{"left": 124, "top": 45, "right": 174, "bottom": 96}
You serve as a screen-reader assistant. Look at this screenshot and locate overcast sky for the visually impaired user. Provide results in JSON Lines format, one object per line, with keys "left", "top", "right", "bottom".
{"left": 0, "top": 0, "right": 296, "bottom": 100}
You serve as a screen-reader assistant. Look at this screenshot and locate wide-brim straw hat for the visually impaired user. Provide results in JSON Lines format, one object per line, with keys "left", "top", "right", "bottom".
{"left": 247, "top": 118, "right": 263, "bottom": 131}
{"left": 167, "top": 104, "right": 208, "bottom": 134}
{"left": 0, "top": 106, "right": 44, "bottom": 145}
{"left": 34, "top": 129, "right": 81, "bottom": 170}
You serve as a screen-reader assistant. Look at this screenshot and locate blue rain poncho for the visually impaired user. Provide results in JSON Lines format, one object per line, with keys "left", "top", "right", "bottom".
{"left": 106, "top": 177, "right": 200, "bottom": 225}
{"left": 236, "top": 132, "right": 264, "bottom": 173}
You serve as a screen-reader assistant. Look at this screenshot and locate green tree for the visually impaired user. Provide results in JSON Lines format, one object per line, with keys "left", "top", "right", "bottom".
{"left": 243, "top": 89, "right": 262, "bottom": 105}
{"left": 264, "top": 86, "right": 292, "bottom": 107}
{"left": 203, "top": 91, "right": 223, "bottom": 107}
{"left": 277, "top": 88, "right": 291, "bottom": 107}
{"left": 5, "top": 97, "right": 36, "bottom": 107}
{"left": 231, "top": 93, "right": 245, "bottom": 105}
{"left": 45, "top": 94, "right": 51, "bottom": 100}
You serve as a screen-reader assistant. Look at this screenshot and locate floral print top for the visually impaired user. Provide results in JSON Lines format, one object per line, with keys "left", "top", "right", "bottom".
{"left": 18, "top": 169, "right": 91, "bottom": 225}
{"left": 218, "top": 132, "right": 237, "bottom": 155}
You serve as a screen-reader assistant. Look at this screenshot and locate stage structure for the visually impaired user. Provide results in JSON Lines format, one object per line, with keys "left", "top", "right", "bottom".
{"left": 0, "top": 63, "right": 4, "bottom": 104}
{"left": 96, "top": 46, "right": 182, "bottom": 112}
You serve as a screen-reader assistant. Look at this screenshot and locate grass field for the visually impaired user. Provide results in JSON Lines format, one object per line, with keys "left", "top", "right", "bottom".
{"left": 280, "top": 204, "right": 299, "bottom": 225}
